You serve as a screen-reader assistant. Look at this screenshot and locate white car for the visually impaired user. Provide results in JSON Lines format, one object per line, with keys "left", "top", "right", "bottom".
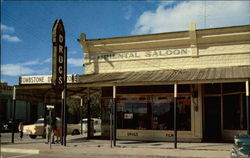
{"left": 78, "top": 118, "right": 101, "bottom": 134}
{"left": 23, "top": 118, "right": 80, "bottom": 139}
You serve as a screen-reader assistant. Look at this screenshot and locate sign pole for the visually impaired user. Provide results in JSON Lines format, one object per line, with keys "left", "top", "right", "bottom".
{"left": 63, "top": 47, "right": 67, "bottom": 146}
{"left": 49, "top": 109, "right": 52, "bottom": 149}
{"left": 61, "top": 91, "right": 64, "bottom": 145}
{"left": 11, "top": 87, "right": 16, "bottom": 143}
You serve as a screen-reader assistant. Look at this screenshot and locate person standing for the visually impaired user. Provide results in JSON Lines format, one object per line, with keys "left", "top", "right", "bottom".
{"left": 45, "top": 115, "right": 52, "bottom": 144}
{"left": 51, "top": 116, "right": 56, "bottom": 144}
{"left": 18, "top": 121, "right": 24, "bottom": 140}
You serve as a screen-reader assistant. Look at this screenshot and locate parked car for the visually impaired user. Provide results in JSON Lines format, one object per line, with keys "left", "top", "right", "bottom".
{"left": 0, "top": 121, "right": 11, "bottom": 132}
{"left": 23, "top": 117, "right": 80, "bottom": 139}
{"left": 230, "top": 134, "right": 250, "bottom": 158}
{"left": 0, "top": 119, "right": 23, "bottom": 132}
{"left": 78, "top": 118, "right": 101, "bottom": 134}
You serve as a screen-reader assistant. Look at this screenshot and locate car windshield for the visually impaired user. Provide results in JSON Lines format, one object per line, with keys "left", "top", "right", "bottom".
{"left": 35, "top": 120, "right": 44, "bottom": 124}
{"left": 79, "top": 120, "right": 87, "bottom": 124}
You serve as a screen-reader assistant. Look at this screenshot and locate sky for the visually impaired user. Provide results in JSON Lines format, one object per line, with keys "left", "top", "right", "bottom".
{"left": 1, "top": 0, "right": 250, "bottom": 86}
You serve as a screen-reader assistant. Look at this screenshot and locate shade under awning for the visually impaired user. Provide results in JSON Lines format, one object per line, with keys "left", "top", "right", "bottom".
{"left": 79, "top": 66, "right": 250, "bottom": 86}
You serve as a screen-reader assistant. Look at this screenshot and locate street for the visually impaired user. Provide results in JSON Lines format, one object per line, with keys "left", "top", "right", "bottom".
{"left": 1, "top": 132, "right": 233, "bottom": 158}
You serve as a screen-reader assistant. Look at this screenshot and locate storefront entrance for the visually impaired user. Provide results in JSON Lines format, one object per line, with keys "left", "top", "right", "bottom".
{"left": 204, "top": 96, "right": 221, "bottom": 141}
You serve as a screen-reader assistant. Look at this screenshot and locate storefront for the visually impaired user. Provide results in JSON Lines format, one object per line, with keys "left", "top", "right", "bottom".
{"left": 77, "top": 23, "right": 250, "bottom": 142}
{"left": 15, "top": 23, "right": 249, "bottom": 142}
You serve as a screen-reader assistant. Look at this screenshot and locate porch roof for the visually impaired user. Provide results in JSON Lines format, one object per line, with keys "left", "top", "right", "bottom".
{"left": 79, "top": 66, "right": 250, "bottom": 86}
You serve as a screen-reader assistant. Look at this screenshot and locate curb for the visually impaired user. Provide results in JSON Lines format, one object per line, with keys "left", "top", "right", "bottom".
{"left": 1, "top": 148, "right": 39, "bottom": 154}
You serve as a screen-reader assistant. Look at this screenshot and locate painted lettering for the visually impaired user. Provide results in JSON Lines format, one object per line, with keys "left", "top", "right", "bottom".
{"left": 92, "top": 49, "right": 188, "bottom": 61}
{"left": 127, "top": 132, "right": 138, "bottom": 136}
{"left": 59, "top": 34, "right": 64, "bottom": 43}
{"left": 58, "top": 76, "right": 63, "bottom": 84}
{"left": 135, "top": 52, "right": 140, "bottom": 57}
{"left": 159, "top": 50, "right": 166, "bottom": 56}
{"left": 58, "top": 66, "right": 63, "bottom": 74}
{"left": 128, "top": 52, "right": 135, "bottom": 58}
{"left": 59, "top": 45, "right": 64, "bottom": 54}
{"left": 173, "top": 49, "right": 180, "bottom": 55}
{"left": 145, "top": 52, "right": 151, "bottom": 57}
{"left": 181, "top": 49, "right": 187, "bottom": 54}
{"left": 166, "top": 50, "right": 172, "bottom": 55}
{"left": 166, "top": 133, "right": 174, "bottom": 137}
{"left": 58, "top": 55, "right": 63, "bottom": 63}
{"left": 152, "top": 51, "right": 158, "bottom": 57}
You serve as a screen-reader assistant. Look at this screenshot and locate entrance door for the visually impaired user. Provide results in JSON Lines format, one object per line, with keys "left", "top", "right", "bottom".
{"left": 204, "top": 96, "right": 221, "bottom": 141}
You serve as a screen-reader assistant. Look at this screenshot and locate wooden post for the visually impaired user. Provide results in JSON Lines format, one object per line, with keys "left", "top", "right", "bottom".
{"left": 174, "top": 83, "right": 177, "bottom": 149}
{"left": 80, "top": 98, "right": 83, "bottom": 135}
{"left": 87, "top": 87, "right": 91, "bottom": 139}
{"left": 246, "top": 80, "right": 249, "bottom": 135}
{"left": 61, "top": 90, "right": 64, "bottom": 145}
{"left": 113, "top": 85, "right": 116, "bottom": 146}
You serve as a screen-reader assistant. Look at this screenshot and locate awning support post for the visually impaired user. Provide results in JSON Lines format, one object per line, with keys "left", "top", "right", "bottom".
{"left": 113, "top": 85, "right": 117, "bottom": 147}
{"left": 110, "top": 106, "right": 113, "bottom": 148}
{"left": 80, "top": 97, "right": 83, "bottom": 135}
{"left": 87, "top": 87, "right": 91, "bottom": 139}
{"left": 174, "top": 83, "right": 178, "bottom": 149}
{"left": 43, "top": 94, "right": 47, "bottom": 135}
{"left": 246, "top": 80, "right": 249, "bottom": 135}
{"left": 11, "top": 87, "right": 16, "bottom": 144}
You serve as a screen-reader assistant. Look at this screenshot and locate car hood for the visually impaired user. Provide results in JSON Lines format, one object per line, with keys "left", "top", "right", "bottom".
{"left": 24, "top": 124, "right": 43, "bottom": 128}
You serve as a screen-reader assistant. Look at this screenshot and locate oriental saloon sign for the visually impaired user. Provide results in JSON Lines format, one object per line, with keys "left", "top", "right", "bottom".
{"left": 90, "top": 48, "right": 190, "bottom": 61}
{"left": 52, "top": 19, "right": 66, "bottom": 92}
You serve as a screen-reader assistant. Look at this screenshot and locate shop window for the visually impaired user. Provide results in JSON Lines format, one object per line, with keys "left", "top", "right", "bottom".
{"left": 178, "top": 85, "right": 191, "bottom": 93}
{"left": 223, "top": 83, "right": 245, "bottom": 93}
{"left": 0, "top": 100, "right": 7, "bottom": 121}
{"left": 117, "top": 85, "right": 174, "bottom": 94}
{"left": 152, "top": 102, "right": 173, "bottom": 130}
{"left": 223, "top": 94, "right": 246, "bottom": 130}
{"left": 116, "top": 94, "right": 191, "bottom": 131}
{"left": 177, "top": 97, "right": 191, "bottom": 131}
{"left": 117, "top": 97, "right": 150, "bottom": 130}
{"left": 101, "top": 98, "right": 113, "bottom": 135}
{"left": 204, "top": 84, "right": 221, "bottom": 94}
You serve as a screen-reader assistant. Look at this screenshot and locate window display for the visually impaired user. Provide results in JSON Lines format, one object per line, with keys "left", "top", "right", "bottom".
{"left": 116, "top": 94, "right": 191, "bottom": 131}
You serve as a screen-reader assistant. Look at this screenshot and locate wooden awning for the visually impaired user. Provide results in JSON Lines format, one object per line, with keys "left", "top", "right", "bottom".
{"left": 15, "top": 66, "right": 250, "bottom": 101}
{"left": 79, "top": 66, "right": 250, "bottom": 86}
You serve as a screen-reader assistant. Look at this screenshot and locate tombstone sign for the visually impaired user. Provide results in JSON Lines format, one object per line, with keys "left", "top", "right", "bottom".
{"left": 52, "top": 19, "right": 65, "bottom": 92}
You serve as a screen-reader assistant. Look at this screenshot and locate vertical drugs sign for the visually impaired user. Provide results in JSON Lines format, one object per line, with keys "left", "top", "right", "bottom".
{"left": 52, "top": 19, "right": 65, "bottom": 91}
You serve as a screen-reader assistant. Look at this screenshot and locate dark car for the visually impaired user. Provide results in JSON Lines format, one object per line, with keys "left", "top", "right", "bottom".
{"left": 231, "top": 134, "right": 250, "bottom": 158}
{"left": 0, "top": 119, "right": 24, "bottom": 133}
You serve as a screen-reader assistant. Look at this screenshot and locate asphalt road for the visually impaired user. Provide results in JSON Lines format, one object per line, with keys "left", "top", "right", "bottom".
{"left": 1, "top": 152, "right": 102, "bottom": 158}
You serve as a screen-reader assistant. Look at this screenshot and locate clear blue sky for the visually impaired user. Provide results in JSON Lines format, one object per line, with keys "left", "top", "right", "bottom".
{"left": 1, "top": 1, "right": 250, "bottom": 85}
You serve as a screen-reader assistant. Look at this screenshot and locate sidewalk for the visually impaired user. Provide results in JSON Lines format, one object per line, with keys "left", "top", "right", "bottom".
{"left": 1, "top": 133, "right": 233, "bottom": 158}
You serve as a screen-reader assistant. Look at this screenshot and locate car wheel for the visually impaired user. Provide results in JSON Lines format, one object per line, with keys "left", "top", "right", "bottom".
{"left": 42, "top": 129, "right": 46, "bottom": 139}
{"left": 29, "top": 135, "right": 37, "bottom": 139}
{"left": 72, "top": 130, "right": 80, "bottom": 135}
{"left": 42, "top": 133, "right": 46, "bottom": 139}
